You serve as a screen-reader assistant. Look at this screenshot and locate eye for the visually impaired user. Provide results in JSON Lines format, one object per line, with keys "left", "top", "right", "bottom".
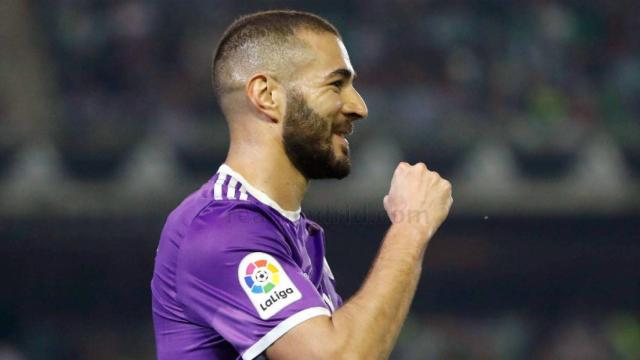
{"left": 329, "top": 80, "right": 344, "bottom": 89}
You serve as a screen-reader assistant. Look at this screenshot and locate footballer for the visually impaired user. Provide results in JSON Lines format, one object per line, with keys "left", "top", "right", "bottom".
{"left": 151, "top": 10, "right": 453, "bottom": 360}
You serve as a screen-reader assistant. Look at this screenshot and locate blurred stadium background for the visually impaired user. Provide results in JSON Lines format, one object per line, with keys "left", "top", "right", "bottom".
{"left": 1, "top": 0, "right": 639, "bottom": 359}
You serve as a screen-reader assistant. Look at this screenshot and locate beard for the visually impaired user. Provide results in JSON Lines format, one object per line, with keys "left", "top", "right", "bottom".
{"left": 282, "top": 91, "right": 351, "bottom": 180}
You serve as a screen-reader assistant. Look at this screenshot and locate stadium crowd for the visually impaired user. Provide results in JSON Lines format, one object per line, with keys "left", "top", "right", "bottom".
{"left": 2, "top": 0, "right": 639, "bottom": 192}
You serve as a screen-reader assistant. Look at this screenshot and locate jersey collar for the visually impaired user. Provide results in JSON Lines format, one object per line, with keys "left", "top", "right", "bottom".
{"left": 217, "top": 164, "right": 302, "bottom": 222}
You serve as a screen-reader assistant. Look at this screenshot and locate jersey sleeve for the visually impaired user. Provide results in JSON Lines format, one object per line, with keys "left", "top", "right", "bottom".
{"left": 175, "top": 203, "right": 331, "bottom": 360}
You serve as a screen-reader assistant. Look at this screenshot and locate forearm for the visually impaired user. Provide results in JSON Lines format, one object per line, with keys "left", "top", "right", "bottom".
{"left": 267, "top": 163, "right": 452, "bottom": 360}
{"left": 330, "top": 223, "right": 430, "bottom": 359}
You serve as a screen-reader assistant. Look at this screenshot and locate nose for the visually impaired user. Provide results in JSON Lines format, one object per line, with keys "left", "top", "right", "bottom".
{"left": 342, "top": 87, "right": 368, "bottom": 121}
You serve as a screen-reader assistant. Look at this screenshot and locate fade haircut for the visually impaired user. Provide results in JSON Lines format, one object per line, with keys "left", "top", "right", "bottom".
{"left": 212, "top": 10, "right": 340, "bottom": 100}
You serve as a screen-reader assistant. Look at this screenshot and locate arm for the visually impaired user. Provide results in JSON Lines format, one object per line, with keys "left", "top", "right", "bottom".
{"left": 267, "top": 162, "right": 453, "bottom": 360}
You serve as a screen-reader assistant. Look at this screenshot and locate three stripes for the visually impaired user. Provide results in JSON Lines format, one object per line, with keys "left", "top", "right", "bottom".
{"left": 213, "top": 173, "right": 248, "bottom": 201}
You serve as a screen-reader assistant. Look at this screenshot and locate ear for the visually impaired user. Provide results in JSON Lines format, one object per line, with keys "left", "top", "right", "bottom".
{"left": 246, "top": 74, "right": 285, "bottom": 123}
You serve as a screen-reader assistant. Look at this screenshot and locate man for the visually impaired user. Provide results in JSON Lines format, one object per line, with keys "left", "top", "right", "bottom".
{"left": 151, "top": 10, "right": 452, "bottom": 360}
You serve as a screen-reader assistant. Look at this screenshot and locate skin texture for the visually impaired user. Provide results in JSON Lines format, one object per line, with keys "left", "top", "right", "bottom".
{"left": 214, "top": 31, "right": 315, "bottom": 96}
{"left": 222, "top": 29, "right": 367, "bottom": 211}
{"left": 220, "top": 30, "right": 453, "bottom": 359}
{"left": 282, "top": 89, "right": 352, "bottom": 180}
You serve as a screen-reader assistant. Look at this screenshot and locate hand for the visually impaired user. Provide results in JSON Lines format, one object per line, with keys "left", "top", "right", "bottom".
{"left": 383, "top": 162, "right": 453, "bottom": 242}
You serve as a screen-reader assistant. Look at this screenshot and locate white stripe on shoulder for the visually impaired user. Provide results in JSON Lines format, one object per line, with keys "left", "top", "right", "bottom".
{"left": 213, "top": 173, "right": 227, "bottom": 200}
{"left": 239, "top": 184, "right": 248, "bottom": 201}
{"left": 227, "top": 178, "right": 238, "bottom": 199}
{"left": 242, "top": 307, "right": 331, "bottom": 360}
{"left": 217, "top": 164, "right": 301, "bottom": 221}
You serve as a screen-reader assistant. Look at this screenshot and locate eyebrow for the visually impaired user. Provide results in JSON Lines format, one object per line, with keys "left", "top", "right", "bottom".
{"left": 325, "top": 68, "right": 356, "bottom": 81}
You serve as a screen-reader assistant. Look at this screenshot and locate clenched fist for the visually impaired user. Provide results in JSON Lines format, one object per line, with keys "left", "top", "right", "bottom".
{"left": 383, "top": 162, "right": 453, "bottom": 242}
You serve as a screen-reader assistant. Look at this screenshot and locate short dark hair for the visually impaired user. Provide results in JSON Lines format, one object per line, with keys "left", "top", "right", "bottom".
{"left": 212, "top": 10, "right": 340, "bottom": 97}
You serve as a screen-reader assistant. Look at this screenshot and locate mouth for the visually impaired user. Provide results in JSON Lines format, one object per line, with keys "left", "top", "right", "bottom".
{"left": 332, "top": 125, "right": 353, "bottom": 150}
{"left": 334, "top": 133, "right": 349, "bottom": 147}
{"left": 333, "top": 124, "right": 354, "bottom": 140}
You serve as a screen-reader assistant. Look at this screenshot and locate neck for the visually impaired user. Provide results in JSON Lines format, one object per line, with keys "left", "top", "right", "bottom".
{"left": 224, "top": 140, "right": 308, "bottom": 212}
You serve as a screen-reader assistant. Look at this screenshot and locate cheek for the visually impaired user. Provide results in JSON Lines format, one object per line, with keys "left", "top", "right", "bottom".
{"left": 328, "top": 97, "right": 343, "bottom": 114}
{"left": 315, "top": 92, "right": 343, "bottom": 115}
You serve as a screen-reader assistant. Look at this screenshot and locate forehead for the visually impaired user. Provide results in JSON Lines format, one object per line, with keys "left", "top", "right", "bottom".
{"left": 294, "top": 31, "right": 354, "bottom": 79}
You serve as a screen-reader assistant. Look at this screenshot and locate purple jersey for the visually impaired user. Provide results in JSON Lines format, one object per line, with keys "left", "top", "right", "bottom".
{"left": 152, "top": 164, "right": 343, "bottom": 360}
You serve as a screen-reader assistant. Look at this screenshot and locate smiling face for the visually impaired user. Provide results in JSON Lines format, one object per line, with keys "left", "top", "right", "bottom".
{"left": 282, "top": 31, "right": 368, "bottom": 180}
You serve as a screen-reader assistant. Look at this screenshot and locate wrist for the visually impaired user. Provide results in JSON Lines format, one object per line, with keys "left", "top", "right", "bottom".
{"left": 389, "top": 222, "right": 433, "bottom": 245}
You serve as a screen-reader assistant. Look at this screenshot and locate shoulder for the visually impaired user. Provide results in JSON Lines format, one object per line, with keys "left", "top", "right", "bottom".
{"left": 192, "top": 200, "right": 285, "bottom": 239}
{"left": 179, "top": 201, "right": 292, "bottom": 265}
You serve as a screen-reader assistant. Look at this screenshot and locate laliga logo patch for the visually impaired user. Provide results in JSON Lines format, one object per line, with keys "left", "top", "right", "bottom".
{"left": 243, "top": 258, "right": 280, "bottom": 294}
{"left": 238, "top": 252, "right": 301, "bottom": 319}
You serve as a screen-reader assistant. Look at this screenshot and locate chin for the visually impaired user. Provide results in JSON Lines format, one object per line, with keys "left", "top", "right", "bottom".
{"left": 332, "top": 159, "right": 351, "bottom": 179}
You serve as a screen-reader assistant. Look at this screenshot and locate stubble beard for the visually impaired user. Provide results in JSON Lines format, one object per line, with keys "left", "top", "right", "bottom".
{"left": 282, "top": 91, "right": 351, "bottom": 180}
